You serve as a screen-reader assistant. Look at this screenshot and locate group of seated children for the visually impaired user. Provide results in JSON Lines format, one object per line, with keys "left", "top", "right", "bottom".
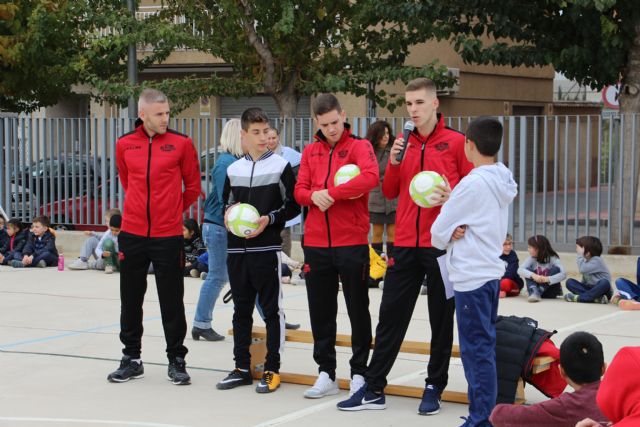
{"left": 491, "top": 332, "right": 640, "bottom": 427}
{"left": 499, "top": 233, "right": 640, "bottom": 309}
{"left": 0, "top": 215, "right": 58, "bottom": 268}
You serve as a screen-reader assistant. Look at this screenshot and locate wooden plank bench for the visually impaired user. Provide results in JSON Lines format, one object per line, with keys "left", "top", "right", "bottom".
{"left": 229, "top": 326, "right": 555, "bottom": 404}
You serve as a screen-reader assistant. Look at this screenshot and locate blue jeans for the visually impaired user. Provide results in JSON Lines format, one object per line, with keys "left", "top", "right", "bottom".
{"left": 455, "top": 280, "right": 499, "bottom": 427}
{"left": 193, "top": 223, "right": 228, "bottom": 329}
{"left": 566, "top": 278, "right": 612, "bottom": 302}
{"left": 615, "top": 278, "right": 640, "bottom": 301}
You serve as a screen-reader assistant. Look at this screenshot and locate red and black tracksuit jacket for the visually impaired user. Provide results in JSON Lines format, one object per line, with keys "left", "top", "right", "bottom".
{"left": 294, "top": 124, "right": 379, "bottom": 247}
{"left": 116, "top": 124, "right": 202, "bottom": 238}
{"left": 382, "top": 114, "right": 473, "bottom": 248}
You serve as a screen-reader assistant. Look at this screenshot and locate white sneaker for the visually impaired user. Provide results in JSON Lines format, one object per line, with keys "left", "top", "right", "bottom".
{"left": 68, "top": 259, "right": 88, "bottom": 270}
{"left": 349, "top": 374, "right": 365, "bottom": 397}
{"left": 303, "top": 371, "right": 339, "bottom": 399}
{"left": 105, "top": 265, "right": 114, "bottom": 274}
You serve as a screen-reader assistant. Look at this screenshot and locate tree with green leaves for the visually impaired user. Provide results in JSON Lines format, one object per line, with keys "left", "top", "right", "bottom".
{"left": 1, "top": 0, "right": 458, "bottom": 115}
{"left": 0, "top": 0, "right": 196, "bottom": 112}
{"left": 442, "top": 0, "right": 640, "bottom": 248}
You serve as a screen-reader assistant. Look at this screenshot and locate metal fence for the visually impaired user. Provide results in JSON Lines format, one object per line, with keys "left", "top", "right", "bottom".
{"left": 1, "top": 114, "right": 639, "bottom": 250}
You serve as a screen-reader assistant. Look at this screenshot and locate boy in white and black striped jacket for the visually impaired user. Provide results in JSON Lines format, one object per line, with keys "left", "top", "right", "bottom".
{"left": 217, "top": 107, "right": 300, "bottom": 395}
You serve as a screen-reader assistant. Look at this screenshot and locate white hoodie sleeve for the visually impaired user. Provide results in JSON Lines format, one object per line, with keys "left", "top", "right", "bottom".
{"left": 431, "top": 178, "right": 478, "bottom": 250}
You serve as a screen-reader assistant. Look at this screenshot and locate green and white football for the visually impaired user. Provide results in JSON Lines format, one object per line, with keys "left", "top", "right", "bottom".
{"left": 227, "top": 203, "right": 260, "bottom": 238}
{"left": 409, "top": 171, "right": 445, "bottom": 208}
{"left": 334, "top": 164, "right": 361, "bottom": 187}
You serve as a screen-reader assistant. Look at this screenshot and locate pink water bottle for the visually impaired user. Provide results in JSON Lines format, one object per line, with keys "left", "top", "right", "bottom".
{"left": 58, "top": 254, "right": 64, "bottom": 271}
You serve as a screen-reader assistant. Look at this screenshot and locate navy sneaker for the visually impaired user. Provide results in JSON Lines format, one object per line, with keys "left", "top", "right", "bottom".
{"left": 107, "top": 356, "right": 144, "bottom": 383}
{"left": 418, "top": 384, "right": 442, "bottom": 415}
{"left": 337, "top": 384, "right": 386, "bottom": 411}
{"left": 216, "top": 368, "right": 253, "bottom": 390}
{"left": 167, "top": 357, "right": 191, "bottom": 385}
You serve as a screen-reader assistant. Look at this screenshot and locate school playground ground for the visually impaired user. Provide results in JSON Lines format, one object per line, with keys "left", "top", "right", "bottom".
{"left": 0, "top": 232, "right": 638, "bottom": 427}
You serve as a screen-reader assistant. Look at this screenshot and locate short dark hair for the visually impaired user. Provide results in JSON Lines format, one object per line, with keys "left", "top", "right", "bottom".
{"left": 109, "top": 214, "right": 122, "bottom": 228}
{"left": 8, "top": 218, "right": 24, "bottom": 231}
{"left": 576, "top": 236, "right": 603, "bottom": 257}
{"left": 365, "top": 120, "right": 393, "bottom": 149}
{"left": 313, "top": 93, "right": 342, "bottom": 117}
{"left": 32, "top": 215, "right": 50, "bottom": 228}
{"left": 560, "top": 332, "right": 604, "bottom": 384}
{"left": 466, "top": 116, "right": 503, "bottom": 157}
{"left": 183, "top": 218, "right": 201, "bottom": 240}
{"left": 241, "top": 107, "right": 270, "bottom": 131}
{"left": 405, "top": 77, "right": 437, "bottom": 94}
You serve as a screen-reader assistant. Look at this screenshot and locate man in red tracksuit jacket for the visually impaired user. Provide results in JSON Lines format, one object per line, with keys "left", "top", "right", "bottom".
{"left": 294, "top": 93, "right": 379, "bottom": 399}
{"left": 337, "top": 78, "right": 473, "bottom": 412}
{"left": 107, "top": 89, "right": 201, "bottom": 386}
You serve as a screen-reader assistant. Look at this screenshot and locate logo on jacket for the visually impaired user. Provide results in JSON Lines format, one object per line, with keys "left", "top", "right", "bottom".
{"left": 303, "top": 263, "right": 311, "bottom": 273}
{"left": 338, "top": 150, "right": 349, "bottom": 158}
{"left": 118, "top": 251, "right": 125, "bottom": 261}
{"left": 434, "top": 142, "right": 449, "bottom": 151}
{"left": 160, "top": 144, "right": 176, "bottom": 152}
{"left": 125, "top": 145, "right": 142, "bottom": 151}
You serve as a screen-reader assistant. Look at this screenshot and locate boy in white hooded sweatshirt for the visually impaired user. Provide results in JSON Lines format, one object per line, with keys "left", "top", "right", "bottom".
{"left": 431, "top": 116, "right": 517, "bottom": 427}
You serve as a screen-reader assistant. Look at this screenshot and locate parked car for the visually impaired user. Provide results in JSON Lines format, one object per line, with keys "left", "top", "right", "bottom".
{"left": 11, "top": 155, "right": 107, "bottom": 204}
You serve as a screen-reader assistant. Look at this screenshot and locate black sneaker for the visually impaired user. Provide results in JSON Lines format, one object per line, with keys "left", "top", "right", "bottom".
{"left": 167, "top": 357, "right": 191, "bottom": 385}
{"left": 107, "top": 356, "right": 144, "bottom": 383}
{"left": 216, "top": 368, "right": 253, "bottom": 390}
{"left": 191, "top": 326, "right": 225, "bottom": 341}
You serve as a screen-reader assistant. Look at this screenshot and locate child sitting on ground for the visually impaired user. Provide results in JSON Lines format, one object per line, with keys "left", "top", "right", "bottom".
{"left": 0, "top": 219, "right": 29, "bottom": 265}
{"left": 68, "top": 208, "right": 121, "bottom": 270}
{"left": 183, "top": 218, "right": 206, "bottom": 278}
{"left": 499, "top": 233, "right": 524, "bottom": 298}
{"left": 490, "top": 331, "right": 609, "bottom": 427}
{"left": 518, "top": 235, "right": 566, "bottom": 302}
{"left": 577, "top": 346, "right": 640, "bottom": 427}
{"left": 612, "top": 257, "right": 640, "bottom": 310}
{"left": 565, "top": 236, "right": 612, "bottom": 304}
{"left": 12, "top": 216, "right": 59, "bottom": 268}
{"left": 93, "top": 214, "right": 121, "bottom": 274}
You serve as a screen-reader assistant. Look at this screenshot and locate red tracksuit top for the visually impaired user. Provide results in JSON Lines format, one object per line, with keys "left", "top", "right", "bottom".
{"left": 116, "top": 124, "right": 201, "bottom": 238}
{"left": 294, "top": 124, "right": 379, "bottom": 247}
{"left": 383, "top": 114, "right": 473, "bottom": 248}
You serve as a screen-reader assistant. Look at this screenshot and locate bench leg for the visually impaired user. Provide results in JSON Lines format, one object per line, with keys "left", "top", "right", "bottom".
{"left": 249, "top": 337, "right": 267, "bottom": 379}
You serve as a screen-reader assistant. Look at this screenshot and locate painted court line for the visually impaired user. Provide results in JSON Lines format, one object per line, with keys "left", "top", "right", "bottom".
{"left": 0, "top": 418, "right": 191, "bottom": 427}
{"left": 555, "top": 310, "right": 630, "bottom": 334}
{"left": 251, "top": 368, "right": 427, "bottom": 427}
{"left": 0, "top": 292, "right": 307, "bottom": 350}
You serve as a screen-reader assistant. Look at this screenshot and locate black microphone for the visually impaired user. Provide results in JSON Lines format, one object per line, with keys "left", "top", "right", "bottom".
{"left": 395, "top": 120, "right": 415, "bottom": 163}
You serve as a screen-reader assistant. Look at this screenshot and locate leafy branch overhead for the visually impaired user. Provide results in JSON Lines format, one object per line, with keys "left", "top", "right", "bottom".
{"left": 0, "top": 0, "right": 457, "bottom": 114}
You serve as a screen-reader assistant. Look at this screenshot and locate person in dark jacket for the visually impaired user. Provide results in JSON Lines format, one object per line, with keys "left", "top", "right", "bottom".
{"left": 0, "top": 219, "right": 29, "bottom": 265}
{"left": 108, "top": 88, "right": 201, "bottom": 386}
{"left": 499, "top": 234, "right": 524, "bottom": 297}
{"left": 182, "top": 218, "right": 206, "bottom": 278}
{"left": 216, "top": 107, "right": 300, "bottom": 394}
{"left": 11, "top": 216, "right": 58, "bottom": 268}
{"left": 366, "top": 120, "right": 397, "bottom": 258}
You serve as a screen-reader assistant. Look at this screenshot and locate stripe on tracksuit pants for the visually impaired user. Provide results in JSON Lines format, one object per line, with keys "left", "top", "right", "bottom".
{"left": 227, "top": 250, "right": 284, "bottom": 373}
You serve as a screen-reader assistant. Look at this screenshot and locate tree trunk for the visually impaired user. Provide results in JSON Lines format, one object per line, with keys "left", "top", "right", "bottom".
{"left": 273, "top": 76, "right": 299, "bottom": 118}
{"left": 614, "top": 17, "right": 640, "bottom": 251}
